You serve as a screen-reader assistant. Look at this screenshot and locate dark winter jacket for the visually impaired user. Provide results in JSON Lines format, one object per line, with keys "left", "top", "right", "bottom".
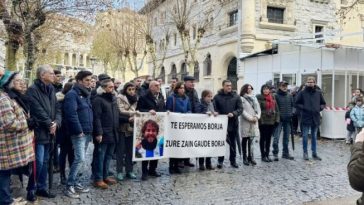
{"left": 346, "top": 109, "right": 355, "bottom": 132}
{"left": 138, "top": 82, "right": 149, "bottom": 97}
{"left": 137, "top": 90, "right": 166, "bottom": 112}
{"left": 256, "top": 94, "right": 280, "bottom": 125}
{"left": 275, "top": 89, "right": 294, "bottom": 122}
{"left": 185, "top": 88, "right": 200, "bottom": 113}
{"left": 63, "top": 83, "right": 93, "bottom": 136}
{"left": 56, "top": 92, "right": 70, "bottom": 145}
{"left": 92, "top": 87, "right": 119, "bottom": 144}
{"left": 213, "top": 90, "right": 243, "bottom": 131}
{"left": 53, "top": 83, "right": 63, "bottom": 93}
{"left": 166, "top": 93, "right": 191, "bottom": 113}
{"left": 295, "top": 87, "right": 326, "bottom": 126}
{"left": 348, "top": 142, "right": 364, "bottom": 205}
{"left": 199, "top": 99, "right": 215, "bottom": 114}
{"left": 26, "top": 79, "right": 62, "bottom": 144}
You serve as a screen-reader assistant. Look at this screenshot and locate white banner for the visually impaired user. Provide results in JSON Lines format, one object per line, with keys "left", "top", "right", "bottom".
{"left": 164, "top": 112, "right": 228, "bottom": 158}
{"left": 133, "top": 112, "right": 228, "bottom": 161}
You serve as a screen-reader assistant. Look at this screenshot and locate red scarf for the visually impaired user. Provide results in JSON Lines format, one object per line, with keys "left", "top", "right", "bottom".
{"left": 264, "top": 94, "right": 275, "bottom": 112}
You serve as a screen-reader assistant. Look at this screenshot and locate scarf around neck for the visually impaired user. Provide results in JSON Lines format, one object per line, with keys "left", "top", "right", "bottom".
{"left": 264, "top": 94, "right": 275, "bottom": 113}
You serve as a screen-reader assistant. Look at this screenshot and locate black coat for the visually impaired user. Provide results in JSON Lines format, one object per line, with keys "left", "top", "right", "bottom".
{"left": 185, "top": 88, "right": 200, "bottom": 113}
{"left": 137, "top": 90, "right": 166, "bottom": 112}
{"left": 53, "top": 83, "right": 63, "bottom": 93}
{"left": 275, "top": 89, "right": 294, "bottom": 122}
{"left": 295, "top": 86, "right": 326, "bottom": 126}
{"left": 213, "top": 90, "right": 243, "bottom": 131}
{"left": 92, "top": 89, "right": 119, "bottom": 144}
{"left": 26, "top": 79, "right": 62, "bottom": 144}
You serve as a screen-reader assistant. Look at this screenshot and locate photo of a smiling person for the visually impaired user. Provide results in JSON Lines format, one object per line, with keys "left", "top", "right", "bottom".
{"left": 136, "top": 119, "right": 164, "bottom": 158}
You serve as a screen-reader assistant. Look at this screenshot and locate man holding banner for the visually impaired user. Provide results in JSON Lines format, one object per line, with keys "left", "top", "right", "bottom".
{"left": 137, "top": 80, "right": 166, "bottom": 181}
{"left": 213, "top": 80, "right": 243, "bottom": 168}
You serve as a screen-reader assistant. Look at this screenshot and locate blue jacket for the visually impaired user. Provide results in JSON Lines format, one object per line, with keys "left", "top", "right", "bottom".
{"left": 166, "top": 93, "right": 191, "bottom": 113}
{"left": 350, "top": 105, "right": 364, "bottom": 128}
{"left": 63, "top": 84, "right": 93, "bottom": 136}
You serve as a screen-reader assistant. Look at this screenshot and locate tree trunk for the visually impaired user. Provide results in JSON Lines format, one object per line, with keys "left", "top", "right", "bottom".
{"left": 24, "top": 31, "right": 35, "bottom": 79}
{"left": 5, "top": 40, "right": 19, "bottom": 71}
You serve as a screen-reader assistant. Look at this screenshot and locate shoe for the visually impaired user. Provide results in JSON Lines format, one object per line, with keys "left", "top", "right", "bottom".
{"left": 346, "top": 140, "right": 351, "bottom": 144}
{"left": 231, "top": 162, "right": 239, "bottom": 168}
{"left": 64, "top": 186, "right": 80, "bottom": 198}
{"left": 26, "top": 191, "right": 37, "bottom": 202}
{"left": 217, "top": 162, "right": 223, "bottom": 169}
{"left": 104, "top": 177, "right": 117, "bottom": 185}
{"left": 74, "top": 183, "right": 89, "bottom": 193}
{"left": 266, "top": 156, "right": 273, "bottom": 162}
{"left": 36, "top": 190, "right": 56, "bottom": 198}
{"left": 303, "top": 153, "right": 309, "bottom": 161}
{"left": 116, "top": 172, "right": 124, "bottom": 181}
{"left": 248, "top": 156, "right": 257, "bottom": 166}
{"left": 141, "top": 174, "right": 148, "bottom": 181}
{"left": 93, "top": 180, "right": 108, "bottom": 189}
{"left": 148, "top": 171, "right": 161, "bottom": 177}
{"left": 206, "top": 165, "right": 215, "bottom": 170}
{"left": 126, "top": 172, "right": 137, "bottom": 179}
{"left": 282, "top": 154, "right": 294, "bottom": 160}
{"left": 262, "top": 156, "right": 269, "bottom": 162}
{"left": 199, "top": 165, "right": 205, "bottom": 171}
{"left": 184, "top": 161, "right": 195, "bottom": 167}
{"left": 312, "top": 154, "right": 322, "bottom": 161}
{"left": 273, "top": 154, "right": 279, "bottom": 161}
{"left": 108, "top": 171, "right": 114, "bottom": 177}
{"left": 243, "top": 157, "right": 249, "bottom": 166}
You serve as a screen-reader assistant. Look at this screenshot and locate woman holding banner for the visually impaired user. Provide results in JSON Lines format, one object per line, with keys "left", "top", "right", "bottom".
{"left": 198, "top": 90, "right": 218, "bottom": 171}
{"left": 116, "top": 82, "right": 138, "bottom": 181}
{"left": 240, "top": 84, "right": 261, "bottom": 166}
{"left": 166, "top": 82, "right": 191, "bottom": 174}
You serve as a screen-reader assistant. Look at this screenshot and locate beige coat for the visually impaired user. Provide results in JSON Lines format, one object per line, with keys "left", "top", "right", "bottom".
{"left": 116, "top": 94, "right": 137, "bottom": 136}
{"left": 240, "top": 95, "right": 261, "bottom": 138}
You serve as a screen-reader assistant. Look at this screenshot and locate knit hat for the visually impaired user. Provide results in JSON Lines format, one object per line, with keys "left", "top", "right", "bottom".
{"left": 98, "top": 73, "right": 111, "bottom": 81}
{"left": 0, "top": 70, "right": 17, "bottom": 89}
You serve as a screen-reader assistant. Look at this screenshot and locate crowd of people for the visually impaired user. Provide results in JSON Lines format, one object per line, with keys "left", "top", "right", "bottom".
{"left": 1, "top": 64, "right": 362, "bottom": 205}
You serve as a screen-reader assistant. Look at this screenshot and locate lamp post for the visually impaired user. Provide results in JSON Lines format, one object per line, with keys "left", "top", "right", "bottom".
{"left": 90, "top": 57, "right": 97, "bottom": 74}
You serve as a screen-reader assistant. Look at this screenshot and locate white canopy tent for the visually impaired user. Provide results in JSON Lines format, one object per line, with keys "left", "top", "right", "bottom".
{"left": 240, "top": 44, "right": 364, "bottom": 139}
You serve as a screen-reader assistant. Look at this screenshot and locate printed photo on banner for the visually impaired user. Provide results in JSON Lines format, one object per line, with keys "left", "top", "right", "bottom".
{"left": 133, "top": 113, "right": 165, "bottom": 161}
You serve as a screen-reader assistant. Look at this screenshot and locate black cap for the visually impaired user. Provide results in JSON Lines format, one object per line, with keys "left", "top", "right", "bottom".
{"left": 183, "top": 75, "right": 195, "bottom": 81}
{"left": 98, "top": 73, "right": 111, "bottom": 81}
{"left": 279, "top": 81, "right": 289, "bottom": 86}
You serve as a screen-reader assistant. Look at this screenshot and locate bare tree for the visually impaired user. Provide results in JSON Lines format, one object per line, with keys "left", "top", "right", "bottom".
{"left": 0, "top": 0, "right": 120, "bottom": 74}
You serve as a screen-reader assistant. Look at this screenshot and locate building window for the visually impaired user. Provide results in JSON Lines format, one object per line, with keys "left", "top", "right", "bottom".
{"left": 159, "top": 66, "right": 165, "bottom": 81}
{"left": 179, "top": 62, "right": 188, "bottom": 80}
{"left": 314, "top": 25, "right": 324, "bottom": 44}
{"left": 169, "top": 64, "right": 177, "bottom": 82}
{"left": 194, "top": 62, "right": 199, "bottom": 82}
{"left": 203, "top": 53, "right": 212, "bottom": 76}
{"left": 229, "top": 10, "right": 238, "bottom": 27}
{"left": 267, "top": 7, "right": 284, "bottom": 24}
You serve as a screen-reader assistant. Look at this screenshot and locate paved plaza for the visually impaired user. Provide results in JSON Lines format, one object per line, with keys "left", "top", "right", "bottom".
{"left": 11, "top": 136, "right": 360, "bottom": 205}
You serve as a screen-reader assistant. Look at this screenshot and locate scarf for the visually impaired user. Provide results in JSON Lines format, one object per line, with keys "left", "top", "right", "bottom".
{"left": 7, "top": 89, "right": 30, "bottom": 114}
{"left": 264, "top": 94, "right": 275, "bottom": 113}
{"left": 141, "top": 138, "right": 157, "bottom": 151}
{"left": 244, "top": 94, "right": 258, "bottom": 113}
{"left": 126, "top": 94, "right": 137, "bottom": 105}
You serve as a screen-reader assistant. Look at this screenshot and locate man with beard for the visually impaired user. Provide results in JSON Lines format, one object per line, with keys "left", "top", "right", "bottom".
{"left": 137, "top": 80, "right": 165, "bottom": 180}
{"left": 137, "top": 120, "right": 161, "bottom": 158}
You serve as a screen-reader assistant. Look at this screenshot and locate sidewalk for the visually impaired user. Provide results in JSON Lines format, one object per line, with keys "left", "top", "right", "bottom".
{"left": 304, "top": 194, "right": 361, "bottom": 205}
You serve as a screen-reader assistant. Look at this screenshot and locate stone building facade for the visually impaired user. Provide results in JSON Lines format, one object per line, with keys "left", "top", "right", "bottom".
{"left": 143, "top": 0, "right": 340, "bottom": 93}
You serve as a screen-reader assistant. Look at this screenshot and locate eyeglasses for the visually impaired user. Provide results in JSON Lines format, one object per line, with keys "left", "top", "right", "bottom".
{"left": 127, "top": 88, "right": 136, "bottom": 91}
{"left": 307, "top": 82, "right": 315, "bottom": 84}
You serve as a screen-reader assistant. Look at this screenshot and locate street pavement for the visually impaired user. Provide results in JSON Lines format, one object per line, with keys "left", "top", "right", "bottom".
{"left": 10, "top": 136, "right": 361, "bottom": 205}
